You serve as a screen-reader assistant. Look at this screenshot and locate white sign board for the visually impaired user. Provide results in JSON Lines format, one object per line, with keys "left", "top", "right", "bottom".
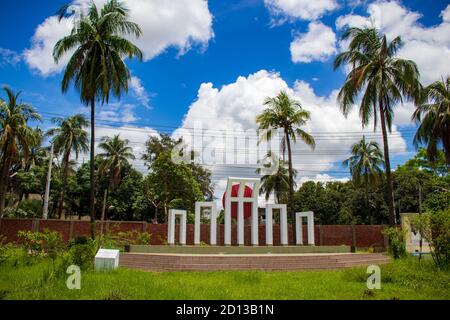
{"left": 95, "top": 249, "right": 120, "bottom": 271}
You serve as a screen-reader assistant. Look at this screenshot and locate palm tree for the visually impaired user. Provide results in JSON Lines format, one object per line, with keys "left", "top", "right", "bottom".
{"left": 54, "top": 0, "right": 142, "bottom": 230}
{"left": 47, "top": 114, "right": 89, "bottom": 218}
{"left": 0, "top": 87, "right": 41, "bottom": 216}
{"left": 413, "top": 76, "right": 450, "bottom": 165}
{"left": 257, "top": 91, "right": 315, "bottom": 241}
{"left": 334, "top": 27, "right": 421, "bottom": 225}
{"left": 98, "top": 135, "right": 135, "bottom": 221}
{"left": 343, "top": 136, "right": 384, "bottom": 223}
{"left": 256, "top": 153, "right": 295, "bottom": 204}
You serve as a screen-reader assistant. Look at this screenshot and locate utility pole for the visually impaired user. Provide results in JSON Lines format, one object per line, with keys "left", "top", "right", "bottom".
{"left": 43, "top": 144, "right": 54, "bottom": 220}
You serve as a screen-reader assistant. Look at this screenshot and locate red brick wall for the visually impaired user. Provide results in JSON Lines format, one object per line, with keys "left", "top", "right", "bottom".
{"left": 0, "top": 218, "right": 388, "bottom": 248}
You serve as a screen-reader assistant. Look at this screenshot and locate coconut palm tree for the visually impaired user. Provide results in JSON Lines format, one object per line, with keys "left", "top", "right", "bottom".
{"left": 47, "top": 114, "right": 89, "bottom": 218}
{"left": 54, "top": 0, "right": 142, "bottom": 229}
{"left": 343, "top": 136, "right": 384, "bottom": 187}
{"left": 98, "top": 135, "right": 135, "bottom": 221}
{"left": 257, "top": 91, "right": 315, "bottom": 240}
{"left": 413, "top": 76, "right": 450, "bottom": 166}
{"left": 256, "top": 153, "right": 295, "bottom": 204}
{"left": 343, "top": 136, "right": 384, "bottom": 223}
{"left": 0, "top": 87, "right": 41, "bottom": 216}
{"left": 334, "top": 27, "right": 421, "bottom": 225}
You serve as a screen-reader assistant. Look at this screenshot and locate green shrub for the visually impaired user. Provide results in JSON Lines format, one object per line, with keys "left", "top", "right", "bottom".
{"left": 412, "top": 209, "right": 450, "bottom": 270}
{"left": 17, "top": 229, "right": 63, "bottom": 259}
{"left": 68, "top": 242, "right": 97, "bottom": 270}
{"left": 0, "top": 235, "right": 13, "bottom": 265}
{"left": 383, "top": 227, "right": 407, "bottom": 259}
{"left": 100, "top": 229, "right": 152, "bottom": 250}
{"left": 4, "top": 199, "right": 43, "bottom": 218}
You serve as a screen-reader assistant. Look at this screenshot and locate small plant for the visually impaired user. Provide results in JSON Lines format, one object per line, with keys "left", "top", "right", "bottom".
{"left": 383, "top": 227, "right": 407, "bottom": 259}
{"left": 68, "top": 237, "right": 98, "bottom": 270}
{"left": 17, "top": 229, "right": 63, "bottom": 259}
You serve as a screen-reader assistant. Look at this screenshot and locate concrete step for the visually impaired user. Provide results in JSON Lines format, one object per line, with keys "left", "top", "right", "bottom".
{"left": 119, "top": 252, "right": 390, "bottom": 272}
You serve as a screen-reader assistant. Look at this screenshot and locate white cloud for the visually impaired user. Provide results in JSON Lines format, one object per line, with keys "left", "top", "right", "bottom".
{"left": 174, "top": 70, "right": 408, "bottom": 201}
{"left": 290, "top": 21, "right": 337, "bottom": 63}
{"left": 23, "top": 16, "right": 73, "bottom": 75}
{"left": 129, "top": 76, "right": 151, "bottom": 109}
{"left": 264, "top": 0, "right": 338, "bottom": 22}
{"left": 336, "top": 1, "right": 450, "bottom": 85}
{"left": 24, "top": 0, "right": 214, "bottom": 76}
{"left": 298, "top": 174, "right": 349, "bottom": 185}
{"left": 0, "top": 48, "right": 22, "bottom": 66}
{"left": 97, "top": 103, "right": 139, "bottom": 124}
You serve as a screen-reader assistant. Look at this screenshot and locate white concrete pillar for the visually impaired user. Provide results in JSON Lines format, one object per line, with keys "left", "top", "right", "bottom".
{"left": 251, "top": 182, "right": 260, "bottom": 246}
{"left": 195, "top": 202, "right": 217, "bottom": 246}
{"left": 180, "top": 212, "right": 187, "bottom": 246}
{"left": 265, "top": 206, "right": 274, "bottom": 246}
{"left": 210, "top": 206, "right": 217, "bottom": 246}
{"left": 168, "top": 209, "right": 187, "bottom": 245}
{"left": 296, "top": 211, "right": 315, "bottom": 246}
{"left": 238, "top": 182, "right": 245, "bottom": 246}
{"left": 307, "top": 211, "right": 315, "bottom": 246}
{"left": 224, "top": 177, "right": 261, "bottom": 246}
{"left": 266, "top": 204, "right": 288, "bottom": 246}
{"left": 224, "top": 182, "right": 232, "bottom": 246}
{"left": 280, "top": 205, "right": 289, "bottom": 246}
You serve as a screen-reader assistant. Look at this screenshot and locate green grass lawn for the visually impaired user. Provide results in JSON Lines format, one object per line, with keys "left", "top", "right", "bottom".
{"left": 0, "top": 252, "right": 449, "bottom": 300}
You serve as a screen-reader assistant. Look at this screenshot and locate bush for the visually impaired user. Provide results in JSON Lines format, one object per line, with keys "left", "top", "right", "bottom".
{"left": 383, "top": 227, "right": 407, "bottom": 259}
{"left": 0, "top": 235, "right": 13, "bottom": 265}
{"left": 4, "top": 199, "right": 43, "bottom": 218}
{"left": 100, "top": 227, "right": 152, "bottom": 251}
{"left": 17, "top": 229, "right": 63, "bottom": 259}
{"left": 412, "top": 209, "right": 450, "bottom": 270}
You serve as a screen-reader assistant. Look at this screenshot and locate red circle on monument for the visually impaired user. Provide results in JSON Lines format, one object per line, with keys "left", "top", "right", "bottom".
{"left": 222, "top": 184, "right": 253, "bottom": 219}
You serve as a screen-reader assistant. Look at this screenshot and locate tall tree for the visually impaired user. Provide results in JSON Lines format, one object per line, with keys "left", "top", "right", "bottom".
{"left": 0, "top": 87, "right": 41, "bottom": 216}
{"left": 413, "top": 76, "right": 450, "bottom": 166}
{"left": 334, "top": 27, "right": 421, "bottom": 225}
{"left": 256, "top": 153, "right": 294, "bottom": 204}
{"left": 343, "top": 136, "right": 384, "bottom": 223}
{"left": 257, "top": 91, "right": 315, "bottom": 241}
{"left": 54, "top": 0, "right": 142, "bottom": 231}
{"left": 47, "top": 114, "right": 89, "bottom": 218}
{"left": 98, "top": 135, "right": 135, "bottom": 218}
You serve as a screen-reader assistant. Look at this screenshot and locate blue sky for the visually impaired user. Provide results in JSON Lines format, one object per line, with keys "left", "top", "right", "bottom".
{"left": 1, "top": 0, "right": 449, "bottom": 198}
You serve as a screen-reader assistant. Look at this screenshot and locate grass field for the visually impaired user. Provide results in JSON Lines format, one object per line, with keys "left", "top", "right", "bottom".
{"left": 0, "top": 250, "right": 449, "bottom": 300}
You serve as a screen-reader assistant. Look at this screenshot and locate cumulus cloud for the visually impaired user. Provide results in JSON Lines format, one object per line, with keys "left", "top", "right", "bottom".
{"left": 97, "top": 103, "right": 139, "bottom": 123}
{"left": 264, "top": 0, "right": 338, "bottom": 22}
{"left": 290, "top": 21, "right": 337, "bottom": 63}
{"left": 336, "top": 1, "right": 450, "bottom": 85}
{"left": 174, "top": 70, "right": 408, "bottom": 201}
{"left": 24, "top": 0, "right": 214, "bottom": 76}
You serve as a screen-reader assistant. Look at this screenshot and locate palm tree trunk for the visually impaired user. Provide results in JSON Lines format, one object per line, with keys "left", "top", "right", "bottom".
{"left": 284, "top": 129, "right": 296, "bottom": 244}
{"left": 0, "top": 143, "right": 12, "bottom": 217}
{"left": 89, "top": 98, "right": 96, "bottom": 238}
{"left": 379, "top": 100, "right": 396, "bottom": 226}
{"left": 57, "top": 152, "right": 70, "bottom": 219}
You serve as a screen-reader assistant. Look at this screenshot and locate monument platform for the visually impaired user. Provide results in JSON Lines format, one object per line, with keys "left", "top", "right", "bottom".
{"left": 120, "top": 246, "right": 390, "bottom": 272}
